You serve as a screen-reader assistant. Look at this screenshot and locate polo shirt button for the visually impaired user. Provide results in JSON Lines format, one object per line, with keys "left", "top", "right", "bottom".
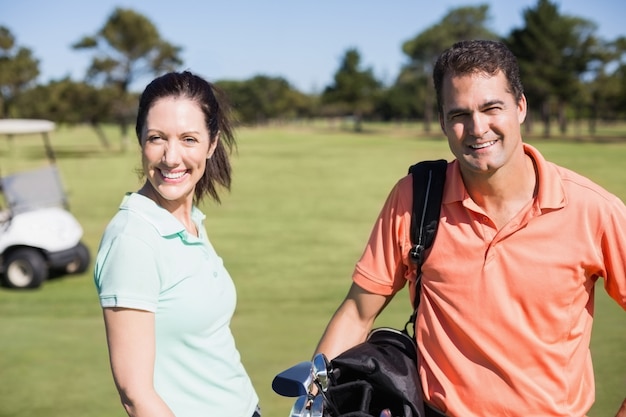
{"left": 213, "top": 271, "right": 218, "bottom": 277}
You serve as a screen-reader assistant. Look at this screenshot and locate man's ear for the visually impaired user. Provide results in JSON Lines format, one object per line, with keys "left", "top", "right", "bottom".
{"left": 517, "top": 94, "right": 528, "bottom": 125}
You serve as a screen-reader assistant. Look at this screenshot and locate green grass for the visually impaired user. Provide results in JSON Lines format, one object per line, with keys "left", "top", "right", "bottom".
{"left": 0, "top": 122, "right": 624, "bottom": 417}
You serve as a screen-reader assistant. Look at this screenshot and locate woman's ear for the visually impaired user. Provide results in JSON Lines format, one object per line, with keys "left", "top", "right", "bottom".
{"left": 207, "top": 131, "right": 220, "bottom": 159}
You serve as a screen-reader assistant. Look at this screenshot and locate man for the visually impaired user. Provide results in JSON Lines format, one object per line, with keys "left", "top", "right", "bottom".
{"left": 314, "top": 40, "right": 626, "bottom": 417}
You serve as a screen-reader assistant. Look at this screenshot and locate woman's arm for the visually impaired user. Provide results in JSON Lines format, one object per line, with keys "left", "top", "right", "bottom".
{"left": 103, "top": 308, "right": 175, "bottom": 417}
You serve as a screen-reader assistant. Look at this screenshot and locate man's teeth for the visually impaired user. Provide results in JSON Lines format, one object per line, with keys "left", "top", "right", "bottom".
{"left": 470, "top": 141, "right": 496, "bottom": 149}
{"left": 161, "top": 170, "right": 186, "bottom": 179}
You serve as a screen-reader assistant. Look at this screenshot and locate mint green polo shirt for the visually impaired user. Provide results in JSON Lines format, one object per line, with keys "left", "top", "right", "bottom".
{"left": 94, "top": 193, "right": 258, "bottom": 417}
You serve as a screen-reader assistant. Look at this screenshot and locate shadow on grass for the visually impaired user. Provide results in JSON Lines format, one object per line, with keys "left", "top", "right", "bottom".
{"left": 0, "top": 147, "right": 128, "bottom": 161}
{"left": 0, "top": 270, "right": 86, "bottom": 291}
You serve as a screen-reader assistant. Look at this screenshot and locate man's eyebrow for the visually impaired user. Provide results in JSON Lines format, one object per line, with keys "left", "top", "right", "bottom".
{"left": 445, "top": 99, "right": 506, "bottom": 119}
{"left": 445, "top": 107, "right": 466, "bottom": 119}
{"left": 481, "top": 99, "right": 505, "bottom": 108}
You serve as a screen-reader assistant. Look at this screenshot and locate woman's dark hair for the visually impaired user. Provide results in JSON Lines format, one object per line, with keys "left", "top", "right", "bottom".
{"left": 433, "top": 40, "right": 524, "bottom": 115}
{"left": 135, "top": 71, "right": 235, "bottom": 204}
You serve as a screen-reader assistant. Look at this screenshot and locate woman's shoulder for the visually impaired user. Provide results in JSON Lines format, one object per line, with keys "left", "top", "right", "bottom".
{"left": 100, "top": 194, "right": 163, "bottom": 246}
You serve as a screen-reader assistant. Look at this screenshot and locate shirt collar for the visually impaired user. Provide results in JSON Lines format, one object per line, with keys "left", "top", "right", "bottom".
{"left": 119, "top": 192, "right": 206, "bottom": 237}
{"left": 443, "top": 143, "right": 566, "bottom": 211}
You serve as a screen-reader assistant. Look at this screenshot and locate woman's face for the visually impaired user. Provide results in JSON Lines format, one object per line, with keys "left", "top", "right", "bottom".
{"left": 140, "top": 97, "right": 217, "bottom": 207}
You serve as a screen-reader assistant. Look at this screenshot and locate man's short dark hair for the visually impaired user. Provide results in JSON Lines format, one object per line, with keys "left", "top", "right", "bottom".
{"left": 433, "top": 40, "right": 524, "bottom": 115}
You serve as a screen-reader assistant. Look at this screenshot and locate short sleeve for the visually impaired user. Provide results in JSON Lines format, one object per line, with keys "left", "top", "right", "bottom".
{"left": 600, "top": 196, "right": 626, "bottom": 309}
{"left": 352, "top": 176, "right": 414, "bottom": 295}
{"left": 94, "top": 233, "right": 161, "bottom": 312}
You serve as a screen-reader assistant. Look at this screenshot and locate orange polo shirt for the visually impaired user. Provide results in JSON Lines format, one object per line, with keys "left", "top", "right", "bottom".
{"left": 353, "top": 144, "right": 626, "bottom": 417}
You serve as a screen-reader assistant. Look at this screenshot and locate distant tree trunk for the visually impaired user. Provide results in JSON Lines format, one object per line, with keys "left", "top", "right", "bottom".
{"left": 423, "top": 95, "right": 433, "bottom": 133}
{"left": 0, "top": 97, "right": 6, "bottom": 118}
{"left": 588, "top": 102, "right": 598, "bottom": 136}
{"left": 353, "top": 112, "right": 363, "bottom": 132}
{"left": 572, "top": 105, "right": 583, "bottom": 137}
{"left": 558, "top": 101, "right": 568, "bottom": 135}
{"left": 542, "top": 100, "right": 551, "bottom": 138}
{"left": 119, "top": 121, "right": 129, "bottom": 152}
{"left": 90, "top": 121, "right": 111, "bottom": 149}
{"left": 2, "top": 97, "right": 14, "bottom": 118}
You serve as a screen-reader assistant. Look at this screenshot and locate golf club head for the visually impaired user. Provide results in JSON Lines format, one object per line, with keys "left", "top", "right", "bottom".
{"left": 311, "top": 353, "right": 331, "bottom": 392}
{"left": 289, "top": 394, "right": 310, "bottom": 417}
{"left": 272, "top": 361, "right": 313, "bottom": 397}
{"left": 310, "top": 394, "right": 324, "bottom": 417}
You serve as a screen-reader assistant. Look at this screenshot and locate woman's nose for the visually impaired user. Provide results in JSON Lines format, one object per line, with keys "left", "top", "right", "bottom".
{"left": 162, "top": 140, "right": 181, "bottom": 165}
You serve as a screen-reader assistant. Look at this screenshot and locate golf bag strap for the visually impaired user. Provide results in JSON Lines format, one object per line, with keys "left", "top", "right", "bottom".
{"left": 405, "top": 159, "right": 447, "bottom": 332}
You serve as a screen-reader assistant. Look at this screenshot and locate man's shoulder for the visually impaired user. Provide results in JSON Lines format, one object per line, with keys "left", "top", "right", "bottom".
{"left": 528, "top": 143, "right": 612, "bottom": 198}
{"left": 551, "top": 162, "right": 616, "bottom": 200}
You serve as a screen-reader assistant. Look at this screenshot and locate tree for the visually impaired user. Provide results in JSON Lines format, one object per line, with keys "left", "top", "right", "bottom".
{"left": 401, "top": 5, "right": 498, "bottom": 132}
{"left": 217, "top": 76, "right": 313, "bottom": 125}
{"left": 0, "top": 26, "right": 40, "bottom": 118}
{"left": 15, "top": 78, "right": 121, "bottom": 148}
{"left": 507, "top": 0, "right": 598, "bottom": 136}
{"left": 321, "top": 48, "right": 381, "bottom": 132}
{"left": 72, "top": 8, "right": 183, "bottom": 150}
{"left": 584, "top": 36, "right": 626, "bottom": 133}
{"left": 614, "top": 37, "right": 626, "bottom": 117}
{"left": 375, "top": 67, "right": 427, "bottom": 122}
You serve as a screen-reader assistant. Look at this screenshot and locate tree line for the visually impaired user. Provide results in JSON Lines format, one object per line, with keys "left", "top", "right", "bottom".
{"left": 1, "top": 0, "right": 625, "bottom": 148}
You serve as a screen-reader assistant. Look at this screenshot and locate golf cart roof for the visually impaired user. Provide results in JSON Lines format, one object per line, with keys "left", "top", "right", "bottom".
{"left": 0, "top": 120, "right": 67, "bottom": 211}
{"left": 0, "top": 119, "right": 57, "bottom": 162}
{"left": 0, "top": 119, "right": 55, "bottom": 135}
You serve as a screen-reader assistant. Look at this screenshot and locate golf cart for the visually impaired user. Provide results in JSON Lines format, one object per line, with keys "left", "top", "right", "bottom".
{"left": 0, "top": 119, "right": 90, "bottom": 289}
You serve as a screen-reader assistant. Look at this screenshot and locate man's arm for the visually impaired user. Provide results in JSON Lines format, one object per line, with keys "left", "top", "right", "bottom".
{"left": 314, "top": 282, "right": 394, "bottom": 360}
{"left": 615, "top": 397, "right": 626, "bottom": 417}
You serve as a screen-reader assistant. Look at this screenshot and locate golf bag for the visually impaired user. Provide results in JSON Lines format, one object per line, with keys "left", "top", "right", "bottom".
{"left": 327, "top": 328, "right": 423, "bottom": 417}
{"left": 324, "top": 160, "right": 447, "bottom": 417}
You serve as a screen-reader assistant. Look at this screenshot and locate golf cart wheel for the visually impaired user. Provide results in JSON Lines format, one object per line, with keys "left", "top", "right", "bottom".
{"left": 3, "top": 248, "right": 48, "bottom": 289}
{"left": 65, "top": 242, "right": 91, "bottom": 274}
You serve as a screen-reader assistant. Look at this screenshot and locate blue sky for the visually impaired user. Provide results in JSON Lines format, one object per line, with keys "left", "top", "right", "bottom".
{"left": 2, "top": 0, "right": 625, "bottom": 93}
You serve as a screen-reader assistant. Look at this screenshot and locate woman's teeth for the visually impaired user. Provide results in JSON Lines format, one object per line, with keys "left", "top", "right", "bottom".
{"left": 161, "top": 170, "right": 186, "bottom": 179}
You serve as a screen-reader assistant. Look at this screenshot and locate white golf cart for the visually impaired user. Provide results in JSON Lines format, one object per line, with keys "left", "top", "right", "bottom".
{"left": 0, "top": 119, "right": 90, "bottom": 289}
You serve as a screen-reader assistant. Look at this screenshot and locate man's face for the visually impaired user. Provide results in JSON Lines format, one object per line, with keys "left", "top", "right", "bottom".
{"left": 439, "top": 71, "right": 527, "bottom": 178}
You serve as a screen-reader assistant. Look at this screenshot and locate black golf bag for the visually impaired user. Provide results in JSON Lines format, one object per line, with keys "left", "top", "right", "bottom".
{"left": 326, "top": 328, "right": 425, "bottom": 417}
{"left": 322, "top": 160, "right": 447, "bottom": 417}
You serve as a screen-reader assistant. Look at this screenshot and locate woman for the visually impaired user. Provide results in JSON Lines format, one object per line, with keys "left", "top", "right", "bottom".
{"left": 94, "top": 71, "right": 259, "bottom": 417}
